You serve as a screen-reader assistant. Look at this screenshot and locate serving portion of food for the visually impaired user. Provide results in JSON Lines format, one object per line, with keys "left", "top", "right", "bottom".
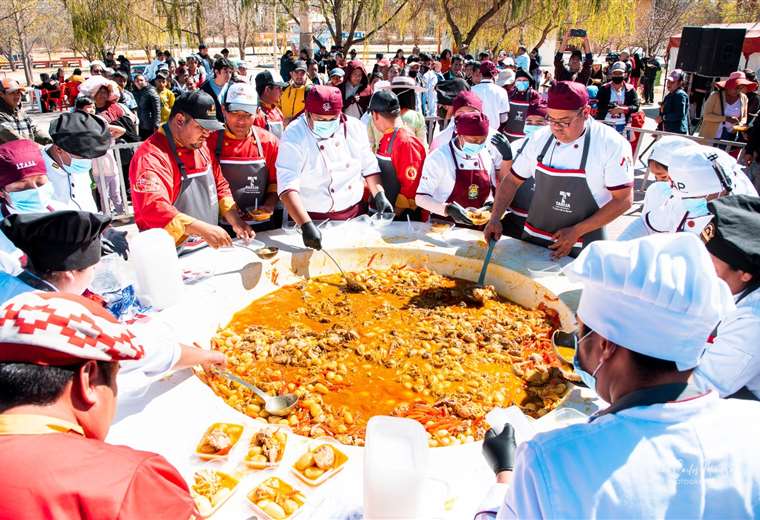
{"left": 466, "top": 208, "right": 491, "bottom": 226}
{"left": 195, "top": 423, "right": 244, "bottom": 459}
{"left": 245, "top": 208, "right": 274, "bottom": 222}
{"left": 245, "top": 427, "right": 288, "bottom": 469}
{"left": 190, "top": 469, "right": 239, "bottom": 517}
{"left": 201, "top": 265, "right": 570, "bottom": 447}
{"left": 247, "top": 477, "right": 306, "bottom": 520}
{"left": 292, "top": 443, "right": 348, "bottom": 485}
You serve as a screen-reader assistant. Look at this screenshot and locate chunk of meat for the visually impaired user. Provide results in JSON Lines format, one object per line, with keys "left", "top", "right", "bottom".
{"left": 205, "top": 429, "right": 232, "bottom": 451}
{"left": 313, "top": 445, "right": 335, "bottom": 469}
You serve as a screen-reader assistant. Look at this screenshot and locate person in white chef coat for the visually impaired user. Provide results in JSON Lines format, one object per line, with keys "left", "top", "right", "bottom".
{"left": 645, "top": 135, "right": 697, "bottom": 183}
{"left": 619, "top": 144, "right": 758, "bottom": 240}
{"left": 416, "top": 111, "right": 497, "bottom": 226}
{"left": 485, "top": 81, "right": 634, "bottom": 259}
{"left": 477, "top": 233, "right": 760, "bottom": 519}
{"left": 276, "top": 85, "right": 393, "bottom": 250}
{"left": 431, "top": 91, "right": 513, "bottom": 184}
{"left": 693, "top": 195, "right": 760, "bottom": 400}
{"left": 471, "top": 61, "right": 510, "bottom": 131}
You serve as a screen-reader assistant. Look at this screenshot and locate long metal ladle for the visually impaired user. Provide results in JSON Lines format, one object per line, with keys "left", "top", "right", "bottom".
{"left": 213, "top": 368, "right": 299, "bottom": 416}
{"left": 322, "top": 249, "right": 364, "bottom": 292}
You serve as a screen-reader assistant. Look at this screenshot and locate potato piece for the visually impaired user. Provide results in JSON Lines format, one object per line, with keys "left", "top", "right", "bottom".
{"left": 257, "top": 499, "right": 287, "bottom": 519}
{"left": 194, "top": 496, "right": 212, "bottom": 517}
{"left": 294, "top": 452, "right": 314, "bottom": 471}
{"left": 212, "top": 487, "right": 231, "bottom": 506}
{"left": 283, "top": 498, "right": 300, "bottom": 515}
{"left": 303, "top": 467, "right": 325, "bottom": 480}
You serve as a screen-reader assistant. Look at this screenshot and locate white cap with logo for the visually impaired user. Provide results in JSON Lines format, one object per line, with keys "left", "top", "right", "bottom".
{"left": 224, "top": 82, "right": 258, "bottom": 115}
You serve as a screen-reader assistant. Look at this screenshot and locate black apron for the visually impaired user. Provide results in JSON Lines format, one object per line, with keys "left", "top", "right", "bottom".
{"left": 501, "top": 139, "right": 534, "bottom": 239}
{"left": 521, "top": 129, "right": 604, "bottom": 257}
{"left": 589, "top": 382, "right": 707, "bottom": 423}
{"left": 214, "top": 129, "right": 281, "bottom": 230}
{"left": 163, "top": 123, "right": 219, "bottom": 252}
{"left": 502, "top": 92, "right": 530, "bottom": 142}
{"left": 258, "top": 105, "right": 284, "bottom": 139}
{"left": 376, "top": 128, "right": 402, "bottom": 211}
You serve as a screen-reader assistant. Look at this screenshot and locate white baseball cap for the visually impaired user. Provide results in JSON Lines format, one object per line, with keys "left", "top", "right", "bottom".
{"left": 496, "top": 68, "right": 516, "bottom": 87}
{"left": 224, "top": 82, "right": 258, "bottom": 114}
{"left": 648, "top": 135, "right": 697, "bottom": 168}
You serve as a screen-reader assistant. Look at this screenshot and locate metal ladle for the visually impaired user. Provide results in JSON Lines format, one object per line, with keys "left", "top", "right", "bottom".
{"left": 214, "top": 368, "right": 299, "bottom": 416}
{"left": 322, "top": 249, "right": 365, "bottom": 292}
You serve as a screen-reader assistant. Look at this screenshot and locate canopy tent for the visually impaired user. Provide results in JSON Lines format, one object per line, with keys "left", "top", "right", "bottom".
{"left": 666, "top": 23, "right": 760, "bottom": 76}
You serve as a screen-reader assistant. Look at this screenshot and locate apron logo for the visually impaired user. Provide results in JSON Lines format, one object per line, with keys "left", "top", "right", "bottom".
{"left": 553, "top": 190, "right": 572, "bottom": 213}
{"left": 515, "top": 112, "right": 524, "bottom": 122}
{"left": 468, "top": 184, "right": 479, "bottom": 200}
{"left": 242, "top": 176, "right": 261, "bottom": 194}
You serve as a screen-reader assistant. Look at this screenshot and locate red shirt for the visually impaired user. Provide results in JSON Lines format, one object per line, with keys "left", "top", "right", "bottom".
{"left": 206, "top": 126, "right": 279, "bottom": 187}
{"left": 0, "top": 431, "right": 197, "bottom": 520}
{"left": 252, "top": 103, "right": 284, "bottom": 133}
{"left": 376, "top": 127, "right": 426, "bottom": 204}
{"left": 129, "top": 129, "right": 233, "bottom": 233}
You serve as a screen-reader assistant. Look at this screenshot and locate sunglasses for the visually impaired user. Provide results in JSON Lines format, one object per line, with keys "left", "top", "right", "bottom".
{"left": 552, "top": 325, "right": 594, "bottom": 363}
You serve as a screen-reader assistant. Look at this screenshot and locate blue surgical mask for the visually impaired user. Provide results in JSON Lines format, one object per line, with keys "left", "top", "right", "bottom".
{"left": 461, "top": 141, "right": 485, "bottom": 156}
{"left": 571, "top": 329, "right": 603, "bottom": 393}
{"left": 523, "top": 124, "right": 542, "bottom": 138}
{"left": 311, "top": 118, "right": 340, "bottom": 139}
{"left": 64, "top": 157, "right": 93, "bottom": 175}
{"left": 515, "top": 80, "right": 529, "bottom": 92}
{"left": 7, "top": 182, "right": 55, "bottom": 213}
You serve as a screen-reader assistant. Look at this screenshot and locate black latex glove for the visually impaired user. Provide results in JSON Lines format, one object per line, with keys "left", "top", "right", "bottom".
{"left": 482, "top": 423, "right": 516, "bottom": 474}
{"left": 490, "top": 132, "right": 513, "bottom": 161}
{"left": 445, "top": 202, "right": 474, "bottom": 226}
{"left": 482, "top": 200, "right": 494, "bottom": 210}
{"left": 301, "top": 221, "right": 322, "bottom": 250}
{"left": 373, "top": 190, "right": 394, "bottom": 216}
{"left": 101, "top": 228, "right": 129, "bottom": 259}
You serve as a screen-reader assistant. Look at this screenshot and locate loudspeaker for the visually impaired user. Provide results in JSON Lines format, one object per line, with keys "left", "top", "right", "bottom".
{"left": 676, "top": 26, "right": 746, "bottom": 77}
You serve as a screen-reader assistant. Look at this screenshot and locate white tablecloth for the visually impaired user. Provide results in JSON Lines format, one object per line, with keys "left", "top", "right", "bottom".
{"left": 107, "top": 222, "right": 601, "bottom": 519}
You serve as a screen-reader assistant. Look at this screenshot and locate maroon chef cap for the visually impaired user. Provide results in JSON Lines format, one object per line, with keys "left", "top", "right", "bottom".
{"left": 527, "top": 102, "right": 548, "bottom": 118}
{"left": 480, "top": 60, "right": 498, "bottom": 78}
{"left": 547, "top": 81, "right": 589, "bottom": 110}
{"left": 305, "top": 85, "right": 343, "bottom": 115}
{"left": 0, "top": 139, "right": 47, "bottom": 188}
{"left": 452, "top": 91, "right": 483, "bottom": 113}
{"left": 455, "top": 111, "right": 489, "bottom": 137}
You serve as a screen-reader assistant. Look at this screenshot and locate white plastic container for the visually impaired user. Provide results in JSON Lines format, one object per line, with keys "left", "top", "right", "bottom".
{"left": 128, "top": 228, "right": 184, "bottom": 310}
{"left": 364, "top": 416, "right": 444, "bottom": 519}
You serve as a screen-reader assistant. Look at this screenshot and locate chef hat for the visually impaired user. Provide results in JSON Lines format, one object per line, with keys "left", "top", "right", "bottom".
{"left": 455, "top": 112, "right": 489, "bottom": 137}
{"left": 0, "top": 292, "right": 145, "bottom": 366}
{"left": 305, "top": 85, "right": 343, "bottom": 115}
{"left": 705, "top": 195, "right": 760, "bottom": 274}
{"left": 668, "top": 145, "right": 735, "bottom": 197}
{"left": 527, "top": 103, "right": 547, "bottom": 119}
{"left": 547, "top": 81, "right": 588, "bottom": 110}
{"left": 564, "top": 233, "right": 735, "bottom": 370}
{"left": 648, "top": 135, "right": 697, "bottom": 168}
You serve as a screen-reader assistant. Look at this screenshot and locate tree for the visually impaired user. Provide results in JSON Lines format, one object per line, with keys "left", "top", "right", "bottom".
{"left": 634, "top": 0, "right": 692, "bottom": 56}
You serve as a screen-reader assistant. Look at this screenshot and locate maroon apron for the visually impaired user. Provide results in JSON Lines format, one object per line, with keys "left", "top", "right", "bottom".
{"left": 307, "top": 202, "right": 366, "bottom": 221}
{"left": 502, "top": 92, "right": 531, "bottom": 142}
{"left": 521, "top": 129, "right": 605, "bottom": 257}
{"left": 445, "top": 140, "right": 491, "bottom": 227}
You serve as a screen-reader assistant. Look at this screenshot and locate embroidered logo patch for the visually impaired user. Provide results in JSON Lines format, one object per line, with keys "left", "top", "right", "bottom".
{"left": 133, "top": 171, "right": 162, "bottom": 193}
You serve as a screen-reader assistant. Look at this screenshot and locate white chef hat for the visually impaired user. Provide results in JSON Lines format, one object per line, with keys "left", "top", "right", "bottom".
{"left": 648, "top": 135, "right": 697, "bottom": 168}
{"left": 563, "top": 233, "right": 735, "bottom": 370}
{"left": 668, "top": 145, "right": 737, "bottom": 197}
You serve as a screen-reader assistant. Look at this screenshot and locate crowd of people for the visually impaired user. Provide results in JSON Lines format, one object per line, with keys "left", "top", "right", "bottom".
{"left": 0, "top": 33, "right": 759, "bottom": 519}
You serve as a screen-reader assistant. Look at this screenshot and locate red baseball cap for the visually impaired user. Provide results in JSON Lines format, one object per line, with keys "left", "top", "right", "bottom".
{"left": 0, "top": 139, "right": 46, "bottom": 188}
{"left": 305, "top": 85, "right": 343, "bottom": 115}
{"left": 547, "top": 81, "right": 589, "bottom": 111}
{"left": 455, "top": 111, "right": 489, "bottom": 137}
{"left": 452, "top": 91, "right": 483, "bottom": 113}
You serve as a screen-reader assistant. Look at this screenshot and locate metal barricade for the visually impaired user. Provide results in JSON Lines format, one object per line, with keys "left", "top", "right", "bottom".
{"left": 94, "top": 141, "right": 143, "bottom": 220}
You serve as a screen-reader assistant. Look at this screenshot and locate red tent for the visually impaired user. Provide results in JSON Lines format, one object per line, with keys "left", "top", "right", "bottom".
{"left": 667, "top": 23, "right": 760, "bottom": 58}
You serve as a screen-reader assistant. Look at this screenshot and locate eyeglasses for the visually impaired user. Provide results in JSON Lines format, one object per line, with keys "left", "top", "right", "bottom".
{"left": 546, "top": 110, "right": 584, "bottom": 128}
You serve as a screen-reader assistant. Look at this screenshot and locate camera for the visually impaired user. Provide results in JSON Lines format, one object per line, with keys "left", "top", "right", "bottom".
{"left": 569, "top": 29, "right": 587, "bottom": 38}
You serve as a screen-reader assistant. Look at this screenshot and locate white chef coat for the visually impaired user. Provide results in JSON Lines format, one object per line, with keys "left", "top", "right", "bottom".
{"left": 417, "top": 141, "right": 496, "bottom": 203}
{"left": 477, "top": 391, "right": 760, "bottom": 519}
{"left": 276, "top": 114, "right": 380, "bottom": 214}
{"left": 420, "top": 69, "right": 439, "bottom": 117}
{"left": 430, "top": 121, "right": 504, "bottom": 169}
{"left": 511, "top": 119, "right": 633, "bottom": 208}
{"left": 694, "top": 286, "right": 760, "bottom": 398}
{"left": 42, "top": 147, "right": 98, "bottom": 213}
{"left": 471, "top": 80, "right": 510, "bottom": 130}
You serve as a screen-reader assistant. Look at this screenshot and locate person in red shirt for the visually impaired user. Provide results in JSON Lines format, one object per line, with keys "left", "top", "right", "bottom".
{"left": 207, "top": 82, "right": 282, "bottom": 231}
{"left": 369, "top": 90, "right": 427, "bottom": 220}
{"left": 129, "top": 90, "right": 253, "bottom": 251}
{"left": 253, "top": 71, "right": 287, "bottom": 138}
{"left": 0, "top": 291, "right": 198, "bottom": 520}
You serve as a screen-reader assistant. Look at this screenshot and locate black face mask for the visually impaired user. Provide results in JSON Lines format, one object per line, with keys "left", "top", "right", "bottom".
{"left": 420, "top": 65, "right": 429, "bottom": 74}
{"left": 409, "top": 70, "right": 418, "bottom": 78}
{"left": 611, "top": 76, "right": 625, "bottom": 84}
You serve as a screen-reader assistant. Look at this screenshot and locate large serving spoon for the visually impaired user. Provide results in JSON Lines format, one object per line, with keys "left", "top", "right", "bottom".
{"left": 213, "top": 368, "right": 299, "bottom": 416}
{"left": 209, "top": 262, "right": 263, "bottom": 290}
{"left": 477, "top": 239, "right": 497, "bottom": 286}
{"left": 322, "top": 249, "right": 365, "bottom": 292}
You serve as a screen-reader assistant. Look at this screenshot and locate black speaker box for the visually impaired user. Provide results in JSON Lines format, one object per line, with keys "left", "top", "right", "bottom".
{"left": 675, "top": 26, "right": 746, "bottom": 77}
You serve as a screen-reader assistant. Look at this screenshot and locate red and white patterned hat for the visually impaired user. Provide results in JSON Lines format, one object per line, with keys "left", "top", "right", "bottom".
{"left": 0, "top": 292, "right": 145, "bottom": 365}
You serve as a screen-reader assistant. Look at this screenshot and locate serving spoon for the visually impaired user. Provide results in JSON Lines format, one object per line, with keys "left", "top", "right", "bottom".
{"left": 213, "top": 368, "right": 299, "bottom": 416}
{"left": 322, "top": 249, "right": 365, "bottom": 292}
